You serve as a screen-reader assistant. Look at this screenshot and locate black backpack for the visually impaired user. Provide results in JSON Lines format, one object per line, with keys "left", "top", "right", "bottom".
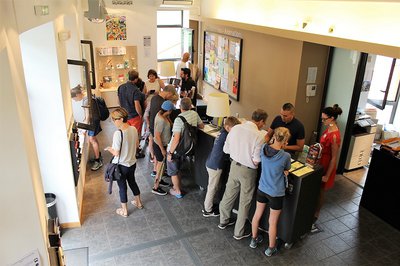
{"left": 93, "top": 96, "right": 109, "bottom": 121}
{"left": 173, "top": 116, "right": 197, "bottom": 158}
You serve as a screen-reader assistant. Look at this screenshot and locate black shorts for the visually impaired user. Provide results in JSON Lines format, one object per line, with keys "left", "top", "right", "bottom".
{"left": 256, "top": 189, "right": 284, "bottom": 210}
{"left": 153, "top": 142, "right": 166, "bottom": 162}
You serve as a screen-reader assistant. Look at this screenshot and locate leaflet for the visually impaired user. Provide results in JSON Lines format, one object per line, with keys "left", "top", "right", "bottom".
{"left": 292, "top": 165, "right": 314, "bottom": 177}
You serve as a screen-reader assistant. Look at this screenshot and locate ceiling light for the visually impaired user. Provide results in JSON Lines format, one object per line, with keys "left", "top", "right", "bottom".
{"left": 84, "top": 0, "right": 108, "bottom": 23}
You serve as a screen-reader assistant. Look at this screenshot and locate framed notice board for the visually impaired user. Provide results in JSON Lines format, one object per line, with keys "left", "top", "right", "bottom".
{"left": 203, "top": 31, "right": 242, "bottom": 101}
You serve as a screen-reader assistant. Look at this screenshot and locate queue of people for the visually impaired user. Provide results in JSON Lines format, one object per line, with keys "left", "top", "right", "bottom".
{"left": 71, "top": 59, "right": 341, "bottom": 258}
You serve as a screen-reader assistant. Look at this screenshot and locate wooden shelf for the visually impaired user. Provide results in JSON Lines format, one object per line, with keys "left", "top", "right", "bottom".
{"left": 96, "top": 46, "right": 138, "bottom": 89}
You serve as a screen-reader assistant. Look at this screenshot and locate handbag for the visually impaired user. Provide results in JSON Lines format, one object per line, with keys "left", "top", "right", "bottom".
{"left": 105, "top": 130, "right": 123, "bottom": 184}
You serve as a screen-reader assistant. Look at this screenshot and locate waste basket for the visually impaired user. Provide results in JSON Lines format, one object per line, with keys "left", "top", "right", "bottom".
{"left": 45, "top": 193, "right": 58, "bottom": 219}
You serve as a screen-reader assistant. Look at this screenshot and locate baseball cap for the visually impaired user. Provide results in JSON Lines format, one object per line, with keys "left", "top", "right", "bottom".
{"left": 161, "top": 100, "right": 176, "bottom": 111}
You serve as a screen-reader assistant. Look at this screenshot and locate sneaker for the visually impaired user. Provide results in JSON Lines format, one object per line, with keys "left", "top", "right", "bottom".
{"left": 233, "top": 231, "right": 251, "bottom": 240}
{"left": 202, "top": 209, "right": 220, "bottom": 217}
{"left": 152, "top": 187, "right": 167, "bottom": 196}
{"left": 310, "top": 223, "right": 320, "bottom": 233}
{"left": 159, "top": 179, "right": 171, "bottom": 187}
{"left": 150, "top": 171, "right": 157, "bottom": 177}
{"left": 218, "top": 218, "right": 236, "bottom": 230}
{"left": 169, "top": 188, "right": 183, "bottom": 199}
{"left": 91, "top": 160, "right": 103, "bottom": 171}
{"left": 249, "top": 235, "right": 263, "bottom": 249}
{"left": 264, "top": 247, "right": 278, "bottom": 257}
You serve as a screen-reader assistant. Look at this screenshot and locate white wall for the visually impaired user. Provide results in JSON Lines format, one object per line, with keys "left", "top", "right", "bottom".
{"left": 82, "top": 1, "right": 158, "bottom": 78}
{"left": 0, "top": 1, "right": 49, "bottom": 264}
{"left": 20, "top": 22, "right": 80, "bottom": 224}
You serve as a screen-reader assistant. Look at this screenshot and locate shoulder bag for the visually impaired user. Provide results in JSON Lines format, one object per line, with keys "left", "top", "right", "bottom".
{"left": 105, "top": 130, "right": 123, "bottom": 193}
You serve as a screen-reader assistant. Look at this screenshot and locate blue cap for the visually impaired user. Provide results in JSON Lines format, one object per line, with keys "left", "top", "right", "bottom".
{"left": 161, "top": 100, "right": 176, "bottom": 111}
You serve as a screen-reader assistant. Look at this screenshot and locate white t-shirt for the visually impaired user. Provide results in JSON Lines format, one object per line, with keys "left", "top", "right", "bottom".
{"left": 145, "top": 79, "right": 162, "bottom": 94}
{"left": 111, "top": 126, "right": 138, "bottom": 167}
{"left": 176, "top": 61, "right": 188, "bottom": 78}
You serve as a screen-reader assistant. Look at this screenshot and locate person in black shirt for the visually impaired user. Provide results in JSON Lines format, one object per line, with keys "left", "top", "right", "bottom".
{"left": 179, "top": 67, "right": 197, "bottom": 107}
{"left": 265, "top": 103, "right": 305, "bottom": 157}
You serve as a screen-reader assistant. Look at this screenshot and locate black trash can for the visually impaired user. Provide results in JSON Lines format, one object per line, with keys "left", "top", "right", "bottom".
{"left": 45, "top": 193, "right": 58, "bottom": 219}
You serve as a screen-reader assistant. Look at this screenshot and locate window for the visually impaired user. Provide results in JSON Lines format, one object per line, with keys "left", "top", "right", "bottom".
{"left": 157, "top": 10, "right": 191, "bottom": 61}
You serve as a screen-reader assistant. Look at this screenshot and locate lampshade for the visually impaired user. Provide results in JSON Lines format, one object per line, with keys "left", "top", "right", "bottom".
{"left": 157, "top": 61, "right": 176, "bottom": 77}
{"left": 206, "top": 93, "right": 230, "bottom": 118}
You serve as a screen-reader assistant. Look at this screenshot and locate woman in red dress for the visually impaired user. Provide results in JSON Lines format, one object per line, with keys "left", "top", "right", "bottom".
{"left": 313, "top": 104, "right": 343, "bottom": 226}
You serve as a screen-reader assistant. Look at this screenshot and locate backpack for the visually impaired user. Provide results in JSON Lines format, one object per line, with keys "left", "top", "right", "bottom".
{"left": 173, "top": 115, "right": 197, "bottom": 158}
{"left": 93, "top": 96, "right": 109, "bottom": 121}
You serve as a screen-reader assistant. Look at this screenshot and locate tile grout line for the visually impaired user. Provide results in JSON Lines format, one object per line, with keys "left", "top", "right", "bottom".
{"left": 90, "top": 227, "right": 208, "bottom": 262}
{"left": 143, "top": 170, "right": 204, "bottom": 266}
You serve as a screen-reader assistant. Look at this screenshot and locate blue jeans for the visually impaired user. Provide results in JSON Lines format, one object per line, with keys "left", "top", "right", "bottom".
{"left": 116, "top": 164, "right": 140, "bottom": 203}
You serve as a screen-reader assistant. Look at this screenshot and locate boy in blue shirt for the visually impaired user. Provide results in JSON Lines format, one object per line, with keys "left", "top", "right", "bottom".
{"left": 202, "top": 116, "right": 241, "bottom": 217}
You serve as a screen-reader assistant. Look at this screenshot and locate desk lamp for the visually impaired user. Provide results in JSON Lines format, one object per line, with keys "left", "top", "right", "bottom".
{"left": 206, "top": 92, "right": 230, "bottom": 129}
{"left": 157, "top": 61, "right": 176, "bottom": 84}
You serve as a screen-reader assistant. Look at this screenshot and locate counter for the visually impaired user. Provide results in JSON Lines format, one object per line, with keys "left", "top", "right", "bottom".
{"left": 194, "top": 127, "right": 323, "bottom": 246}
{"left": 360, "top": 148, "right": 400, "bottom": 230}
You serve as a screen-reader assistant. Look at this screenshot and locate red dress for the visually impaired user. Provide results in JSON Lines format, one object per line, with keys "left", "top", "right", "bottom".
{"left": 319, "top": 128, "right": 341, "bottom": 190}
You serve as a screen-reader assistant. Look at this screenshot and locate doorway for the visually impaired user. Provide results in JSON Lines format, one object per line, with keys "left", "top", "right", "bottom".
{"left": 343, "top": 54, "right": 400, "bottom": 187}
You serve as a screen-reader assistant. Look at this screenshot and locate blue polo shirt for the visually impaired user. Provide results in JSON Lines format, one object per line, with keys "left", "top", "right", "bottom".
{"left": 206, "top": 129, "right": 229, "bottom": 170}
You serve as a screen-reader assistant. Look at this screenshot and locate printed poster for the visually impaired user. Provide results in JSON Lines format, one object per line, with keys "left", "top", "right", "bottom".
{"left": 106, "top": 15, "right": 127, "bottom": 40}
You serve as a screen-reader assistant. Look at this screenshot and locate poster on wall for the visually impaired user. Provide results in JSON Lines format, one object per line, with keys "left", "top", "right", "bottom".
{"left": 203, "top": 31, "right": 242, "bottom": 101}
{"left": 106, "top": 15, "right": 127, "bottom": 40}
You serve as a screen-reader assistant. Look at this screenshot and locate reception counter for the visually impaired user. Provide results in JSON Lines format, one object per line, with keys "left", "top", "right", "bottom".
{"left": 360, "top": 148, "right": 400, "bottom": 230}
{"left": 194, "top": 127, "right": 323, "bottom": 246}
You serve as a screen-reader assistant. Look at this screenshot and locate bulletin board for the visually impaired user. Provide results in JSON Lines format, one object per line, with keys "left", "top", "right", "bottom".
{"left": 203, "top": 31, "right": 242, "bottom": 101}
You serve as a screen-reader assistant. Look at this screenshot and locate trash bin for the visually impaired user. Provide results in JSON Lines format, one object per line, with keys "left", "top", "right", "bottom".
{"left": 45, "top": 193, "right": 58, "bottom": 219}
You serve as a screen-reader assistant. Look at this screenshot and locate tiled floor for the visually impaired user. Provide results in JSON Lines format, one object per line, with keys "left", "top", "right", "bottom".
{"left": 343, "top": 167, "right": 369, "bottom": 188}
{"left": 62, "top": 119, "right": 400, "bottom": 265}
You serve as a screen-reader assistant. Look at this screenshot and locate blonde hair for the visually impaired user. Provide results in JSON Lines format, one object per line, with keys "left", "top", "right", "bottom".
{"left": 111, "top": 107, "right": 129, "bottom": 123}
{"left": 273, "top": 127, "right": 291, "bottom": 144}
{"left": 224, "top": 116, "right": 241, "bottom": 127}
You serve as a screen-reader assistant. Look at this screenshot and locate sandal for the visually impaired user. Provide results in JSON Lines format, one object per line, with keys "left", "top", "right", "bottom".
{"left": 131, "top": 200, "right": 144, "bottom": 209}
{"left": 116, "top": 208, "right": 128, "bottom": 217}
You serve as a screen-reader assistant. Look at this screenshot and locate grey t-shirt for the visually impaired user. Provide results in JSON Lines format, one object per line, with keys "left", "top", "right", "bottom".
{"left": 154, "top": 114, "right": 172, "bottom": 146}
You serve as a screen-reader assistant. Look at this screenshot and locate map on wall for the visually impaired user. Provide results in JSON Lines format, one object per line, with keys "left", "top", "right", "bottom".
{"left": 106, "top": 15, "right": 127, "bottom": 40}
{"left": 203, "top": 31, "right": 242, "bottom": 101}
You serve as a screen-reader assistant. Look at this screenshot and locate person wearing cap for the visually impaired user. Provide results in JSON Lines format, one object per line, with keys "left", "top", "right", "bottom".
{"left": 179, "top": 67, "right": 197, "bottom": 107}
{"left": 152, "top": 100, "right": 175, "bottom": 196}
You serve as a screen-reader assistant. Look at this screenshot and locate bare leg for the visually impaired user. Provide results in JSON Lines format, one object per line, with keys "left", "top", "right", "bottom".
{"left": 118, "top": 202, "right": 128, "bottom": 217}
{"left": 268, "top": 208, "right": 282, "bottom": 248}
{"left": 89, "top": 136, "right": 100, "bottom": 159}
{"left": 134, "top": 194, "right": 143, "bottom": 207}
{"left": 149, "top": 135, "right": 155, "bottom": 164}
{"left": 171, "top": 174, "right": 181, "bottom": 194}
{"left": 252, "top": 201, "right": 267, "bottom": 239}
{"left": 153, "top": 160, "right": 163, "bottom": 189}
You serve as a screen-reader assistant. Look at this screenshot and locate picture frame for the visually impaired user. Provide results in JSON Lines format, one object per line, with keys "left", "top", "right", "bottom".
{"left": 203, "top": 31, "right": 243, "bottom": 101}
